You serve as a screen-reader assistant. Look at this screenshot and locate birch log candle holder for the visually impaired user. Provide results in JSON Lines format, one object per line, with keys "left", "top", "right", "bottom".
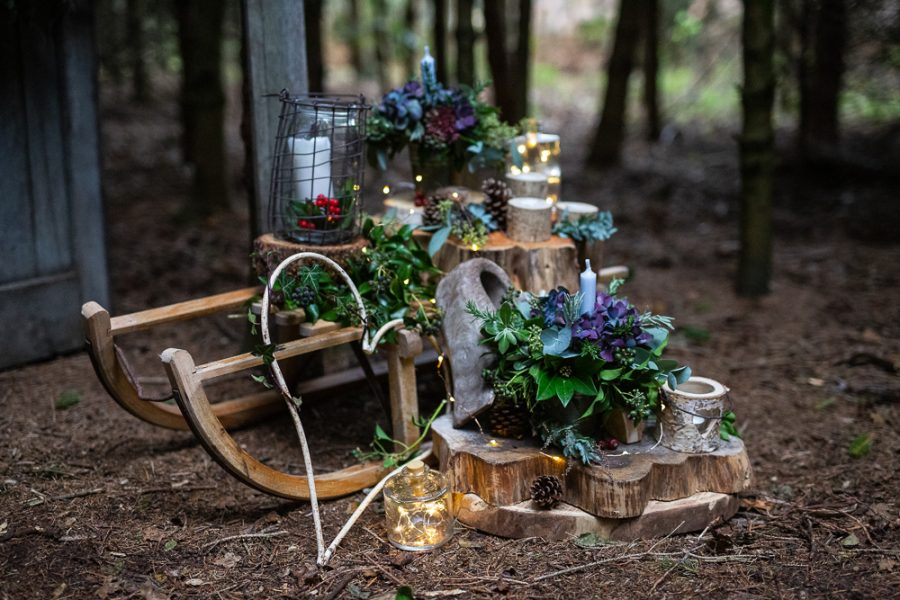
{"left": 507, "top": 197, "right": 552, "bottom": 242}
{"left": 555, "top": 201, "right": 598, "bottom": 222}
{"left": 505, "top": 172, "right": 549, "bottom": 201}
{"left": 659, "top": 376, "right": 728, "bottom": 453}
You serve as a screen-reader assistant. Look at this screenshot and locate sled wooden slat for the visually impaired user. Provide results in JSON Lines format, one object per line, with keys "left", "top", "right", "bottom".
{"left": 194, "top": 327, "right": 363, "bottom": 381}
{"left": 163, "top": 347, "right": 389, "bottom": 500}
{"left": 109, "top": 286, "right": 261, "bottom": 335}
{"left": 83, "top": 299, "right": 283, "bottom": 431}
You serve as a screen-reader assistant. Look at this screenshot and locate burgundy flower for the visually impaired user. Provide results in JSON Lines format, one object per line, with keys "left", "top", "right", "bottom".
{"left": 424, "top": 106, "right": 460, "bottom": 144}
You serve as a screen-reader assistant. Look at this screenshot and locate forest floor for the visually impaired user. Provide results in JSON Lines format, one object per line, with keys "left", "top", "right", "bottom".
{"left": 1, "top": 82, "right": 899, "bottom": 599}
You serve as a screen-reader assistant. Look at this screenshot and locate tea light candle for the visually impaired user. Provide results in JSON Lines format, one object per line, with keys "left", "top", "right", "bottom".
{"left": 579, "top": 259, "right": 596, "bottom": 315}
{"left": 383, "top": 197, "right": 423, "bottom": 225}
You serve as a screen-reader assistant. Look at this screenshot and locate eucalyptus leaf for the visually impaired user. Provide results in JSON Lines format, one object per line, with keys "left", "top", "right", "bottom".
{"left": 428, "top": 225, "right": 452, "bottom": 257}
{"left": 541, "top": 326, "right": 572, "bottom": 356}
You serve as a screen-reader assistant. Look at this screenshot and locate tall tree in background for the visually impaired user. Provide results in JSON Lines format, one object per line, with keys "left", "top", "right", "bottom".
{"left": 177, "top": 0, "right": 228, "bottom": 216}
{"left": 642, "top": 0, "right": 661, "bottom": 141}
{"left": 483, "top": 0, "right": 532, "bottom": 123}
{"left": 433, "top": 0, "right": 448, "bottom": 83}
{"left": 404, "top": 0, "right": 419, "bottom": 77}
{"left": 372, "top": 0, "right": 391, "bottom": 89}
{"left": 126, "top": 0, "right": 148, "bottom": 101}
{"left": 456, "top": 0, "right": 475, "bottom": 86}
{"left": 586, "top": 0, "right": 642, "bottom": 167}
{"left": 737, "top": 0, "right": 776, "bottom": 296}
{"left": 305, "top": 0, "right": 324, "bottom": 91}
{"left": 798, "top": 0, "right": 846, "bottom": 158}
{"left": 348, "top": 0, "right": 363, "bottom": 76}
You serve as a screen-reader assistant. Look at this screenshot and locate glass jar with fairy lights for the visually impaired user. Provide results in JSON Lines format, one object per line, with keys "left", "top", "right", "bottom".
{"left": 267, "top": 91, "right": 370, "bottom": 244}
{"left": 383, "top": 459, "right": 454, "bottom": 551}
{"left": 507, "top": 120, "right": 562, "bottom": 204}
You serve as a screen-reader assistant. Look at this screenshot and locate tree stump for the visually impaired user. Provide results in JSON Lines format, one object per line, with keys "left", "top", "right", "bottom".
{"left": 432, "top": 415, "right": 751, "bottom": 539}
{"left": 419, "top": 231, "right": 578, "bottom": 293}
{"left": 252, "top": 233, "right": 369, "bottom": 278}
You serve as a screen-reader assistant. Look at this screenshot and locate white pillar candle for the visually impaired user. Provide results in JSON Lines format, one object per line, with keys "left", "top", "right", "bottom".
{"left": 289, "top": 136, "right": 332, "bottom": 201}
{"left": 579, "top": 259, "right": 597, "bottom": 315}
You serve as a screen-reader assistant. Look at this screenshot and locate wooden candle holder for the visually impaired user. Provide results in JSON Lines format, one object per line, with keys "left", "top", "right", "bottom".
{"left": 507, "top": 197, "right": 552, "bottom": 242}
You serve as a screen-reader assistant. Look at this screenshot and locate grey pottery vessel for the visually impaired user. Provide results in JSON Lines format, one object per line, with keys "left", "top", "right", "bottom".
{"left": 436, "top": 259, "right": 512, "bottom": 426}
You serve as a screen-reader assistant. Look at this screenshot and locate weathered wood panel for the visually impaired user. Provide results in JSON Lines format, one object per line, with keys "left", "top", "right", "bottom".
{"left": 242, "top": 0, "right": 309, "bottom": 233}
{"left": 0, "top": 0, "right": 107, "bottom": 369}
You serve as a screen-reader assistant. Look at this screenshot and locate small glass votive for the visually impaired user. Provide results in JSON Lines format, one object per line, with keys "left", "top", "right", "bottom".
{"left": 383, "top": 460, "right": 454, "bottom": 551}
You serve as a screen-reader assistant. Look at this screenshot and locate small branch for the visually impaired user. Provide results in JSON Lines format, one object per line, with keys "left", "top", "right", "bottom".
{"left": 322, "top": 572, "right": 354, "bottom": 600}
{"left": 202, "top": 530, "right": 289, "bottom": 550}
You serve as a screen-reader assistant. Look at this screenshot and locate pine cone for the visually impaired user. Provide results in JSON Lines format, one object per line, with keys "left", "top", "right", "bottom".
{"left": 423, "top": 194, "right": 445, "bottom": 226}
{"left": 481, "top": 178, "right": 512, "bottom": 231}
{"left": 530, "top": 475, "right": 563, "bottom": 509}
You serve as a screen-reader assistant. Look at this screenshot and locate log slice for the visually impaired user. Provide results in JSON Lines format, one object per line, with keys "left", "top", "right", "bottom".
{"left": 253, "top": 233, "right": 369, "bottom": 278}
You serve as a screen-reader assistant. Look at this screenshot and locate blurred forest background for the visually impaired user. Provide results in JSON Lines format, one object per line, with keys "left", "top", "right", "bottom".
{"left": 91, "top": 0, "right": 900, "bottom": 297}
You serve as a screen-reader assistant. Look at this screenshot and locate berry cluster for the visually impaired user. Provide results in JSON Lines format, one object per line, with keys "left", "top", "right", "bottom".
{"left": 597, "top": 437, "right": 619, "bottom": 451}
{"left": 290, "top": 286, "right": 316, "bottom": 307}
{"left": 296, "top": 195, "right": 344, "bottom": 230}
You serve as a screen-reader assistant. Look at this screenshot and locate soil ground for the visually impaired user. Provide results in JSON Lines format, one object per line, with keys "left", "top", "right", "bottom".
{"left": 1, "top": 81, "right": 898, "bottom": 599}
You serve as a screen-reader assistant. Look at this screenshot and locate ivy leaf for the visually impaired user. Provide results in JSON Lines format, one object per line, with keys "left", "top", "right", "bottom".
{"left": 553, "top": 376, "right": 576, "bottom": 406}
{"left": 374, "top": 424, "right": 392, "bottom": 441}
{"left": 55, "top": 390, "right": 81, "bottom": 410}
{"left": 599, "top": 368, "right": 623, "bottom": 381}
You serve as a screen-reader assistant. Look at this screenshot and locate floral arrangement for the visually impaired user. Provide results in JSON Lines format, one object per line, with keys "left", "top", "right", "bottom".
{"left": 253, "top": 217, "right": 443, "bottom": 344}
{"left": 418, "top": 192, "right": 497, "bottom": 256}
{"left": 367, "top": 48, "right": 517, "bottom": 174}
{"left": 467, "top": 280, "right": 691, "bottom": 464}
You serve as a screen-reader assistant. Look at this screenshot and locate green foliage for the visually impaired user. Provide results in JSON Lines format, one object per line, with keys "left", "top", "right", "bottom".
{"left": 553, "top": 210, "right": 617, "bottom": 243}
{"left": 720, "top": 410, "right": 740, "bottom": 441}
{"left": 848, "top": 433, "right": 873, "bottom": 459}
{"left": 250, "top": 217, "right": 442, "bottom": 350}
{"left": 536, "top": 421, "right": 602, "bottom": 465}
{"left": 422, "top": 195, "right": 495, "bottom": 257}
{"left": 395, "top": 587, "right": 414, "bottom": 600}
{"left": 55, "top": 390, "right": 81, "bottom": 410}
{"left": 353, "top": 400, "right": 447, "bottom": 468}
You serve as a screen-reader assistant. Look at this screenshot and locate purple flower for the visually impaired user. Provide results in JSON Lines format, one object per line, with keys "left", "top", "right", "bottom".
{"left": 453, "top": 96, "right": 477, "bottom": 131}
{"left": 573, "top": 292, "right": 652, "bottom": 365}
{"left": 403, "top": 80, "right": 424, "bottom": 98}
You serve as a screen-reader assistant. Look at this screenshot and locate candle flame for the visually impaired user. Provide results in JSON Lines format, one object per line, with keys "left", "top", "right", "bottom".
{"left": 488, "top": 439, "right": 499, "bottom": 448}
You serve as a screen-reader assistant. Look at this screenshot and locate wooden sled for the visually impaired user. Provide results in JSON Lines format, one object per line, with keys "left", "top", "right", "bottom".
{"left": 160, "top": 326, "right": 424, "bottom": 500}
{"left": 82, "top": 287, "right": 283, "bottom": 431}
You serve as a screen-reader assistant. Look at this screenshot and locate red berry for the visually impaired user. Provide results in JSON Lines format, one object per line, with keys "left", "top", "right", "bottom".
{"left": 328, "top": 198, "right": 338, "bottom": 206}
{"left": 414, "top": 191, "right": 427, "bottom": 207}
{"left": 607, "top": 438, "right": 619, "bottom": 450}
{"left": 317, "top": 194, "right": 327, "bottom": 200}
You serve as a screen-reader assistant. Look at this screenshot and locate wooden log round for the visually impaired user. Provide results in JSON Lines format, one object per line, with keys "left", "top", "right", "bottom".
{"left": 659, "top": 376, "right": 728, "bottom": 453}
{"left": 507, "top": 197, "right": 553, "bottom": 242}
{"left": 253, "top": 233, "right": 369, "bottom": 278}
{"left": 432, "top": 415, "right": 752, "bottom": 520}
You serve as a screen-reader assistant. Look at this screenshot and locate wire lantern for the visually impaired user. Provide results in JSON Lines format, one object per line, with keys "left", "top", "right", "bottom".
{"left": 268, "top": 91, "right": 370, "bottom": 244}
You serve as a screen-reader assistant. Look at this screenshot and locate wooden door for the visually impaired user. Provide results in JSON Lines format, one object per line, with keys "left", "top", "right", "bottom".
{"left": 0, "top": 2, "right": 108, "bottom": 369}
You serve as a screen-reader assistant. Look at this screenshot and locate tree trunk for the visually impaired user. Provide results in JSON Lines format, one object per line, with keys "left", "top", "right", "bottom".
{"left": 737, "top": 0, "right": 776, "bottom": 296}
{"left": 372, "top": 0, "right": 391, "bottom": 89}
{"left": 642, "top": 0, "right": 661, "bottom": 141}
{"left": 509, "top": 0, "right": 532, "bottom": 123}
{"left": 433, "top": 0, "right": 447, "bottom": 83}
{"left": 483, "top": 0, "right": 514, "bottom": 120}
{"left": 456, "top": 0, "right": 475, "bottom": 86}
{"left": 178, "top": 0, "right": 228, "bottom": 217}
{"left": 126, "top": 0, "right": 148, "bottom": 101}
{"left": 404, "top": 0, "right": 419, "bottom": 78}
{"left": 305, "top": 0, "right": 324, "bottom": 92}
{"left": 348, "top": 0, "right": 363, "bottom": 77}
{"left": 798, "top": 0, "right": 845, "bottom": 157}
{"left": 586, "top": 0, "right": 642, "bottom": 168}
